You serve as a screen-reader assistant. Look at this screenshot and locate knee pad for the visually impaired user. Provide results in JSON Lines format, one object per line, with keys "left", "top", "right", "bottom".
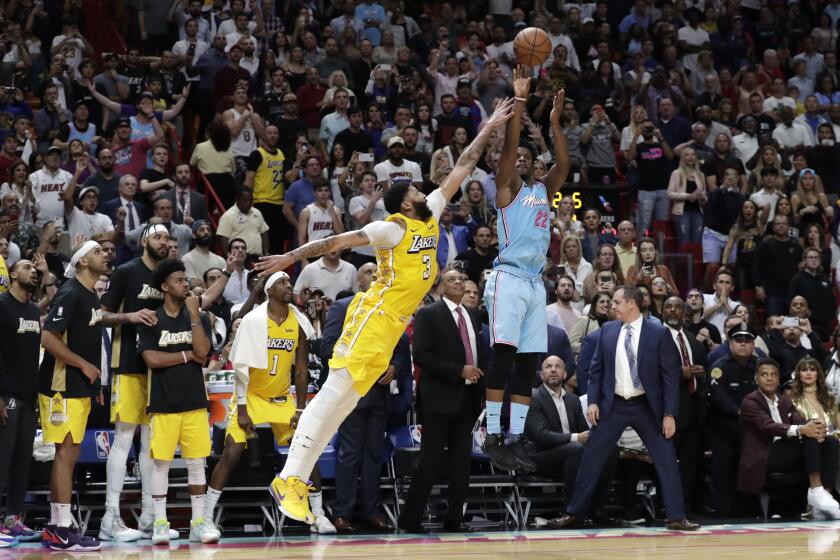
{"left": 151, "top": 459, "right": 171, "bottom": 495}
{"left": 310, "top": 368, "right": 361, "bottom": 420}
{"left": 487, "top": 344, "right": 517, "bottom": 391}
{"left": 510, "top": 353, "right": 538, "bottom": 397}
{"left": 112, "top": 422, "right": 136, "bottom": 453}
{"left": 184, "top": 458, "right": 206, "bottom": 486}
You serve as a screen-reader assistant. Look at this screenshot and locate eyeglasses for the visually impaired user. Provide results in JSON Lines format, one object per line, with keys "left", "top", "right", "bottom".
{"left": 597, "top": 276, "right": 612, "bottom": 282}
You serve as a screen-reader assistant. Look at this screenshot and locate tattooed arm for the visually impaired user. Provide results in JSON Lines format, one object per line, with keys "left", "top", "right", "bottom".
{"left": 254, "top": 229, "right": 373, "bottom": 277}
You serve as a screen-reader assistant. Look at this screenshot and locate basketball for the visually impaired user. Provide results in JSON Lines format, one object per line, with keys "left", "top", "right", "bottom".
{"left": 513, "top": 27, "right": 552, "bottom": 67}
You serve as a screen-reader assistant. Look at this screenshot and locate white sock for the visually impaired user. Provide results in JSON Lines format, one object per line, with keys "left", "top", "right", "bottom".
{"left": 309, "top": 491, "right": 324, "bottom": 516}
{"left": 105, "top": 422, "right": 135, "bottom": 511}
{"left": 205, "top": 487, "right": 222, "bottom": 519}
{"left": 56, "top": 503, "right": 72, "bottom": 528}
{"left": 152, "top": 497, "right": 167, "bottom": 522}
{"left": 190, "top": 494, "right": 205, "bottom": 523}
{"left": 49, "top": 502, "right": 58, "bottom": 525}
{"left": 280, "top": 368, "right": 361, "bottom": 480}
{"left": 139, "top": 424, "right": 154, "bottom": 517}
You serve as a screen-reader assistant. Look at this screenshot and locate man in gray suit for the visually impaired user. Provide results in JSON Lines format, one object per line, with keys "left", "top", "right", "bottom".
{"left": 162, "top": 163, "right": 208, "bottom": 225}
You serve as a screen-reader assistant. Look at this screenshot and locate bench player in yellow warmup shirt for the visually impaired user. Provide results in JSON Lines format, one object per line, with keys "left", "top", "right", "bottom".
{"left": 254, "top": 98, "right": 515, "bottom": 524}
{"left": 204, "top": 271, "right": 336, "bottom": 534}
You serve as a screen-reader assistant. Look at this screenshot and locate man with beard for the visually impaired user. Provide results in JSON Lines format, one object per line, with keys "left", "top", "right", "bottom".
{"left": 455, "top": 225, "right": 497, "bottom": 284}
{"left": 183, "top": 220, "right": 226, "bottom": 283}
{"left": 694, "top": 105, "right": 730, "bottom": 150}
{"left": 83, "top": 149, "right": 122, "bottom": 205}
{"left": 701, "top": 134, "right": 747, "bottom": 193}
{"left": 162, "top": 164, "right": 209, "bottom": 226}
{"left": 0, "top": 260, "right": 43, "bottom": 544}
{"left": 97, "top": 224, "right": 172, "bottom": 542}
{"left": 547, "top": 275, "right": 581, "bottom": 333}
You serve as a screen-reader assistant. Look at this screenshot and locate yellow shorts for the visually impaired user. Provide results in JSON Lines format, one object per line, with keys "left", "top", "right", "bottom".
{"left": 110, "top": 373, "right": 148, "bottom": 425}
{"left": 149, "top": 409, "right": 211, "bottom": 461}
{"left": 38, "top": 393, "right": 91, "bottom": 445}
{"left": 225, "top": 392, "right": 295, "bottom": 446}
{"left": 329, "top": 298, "right": 407, "bottom": 395}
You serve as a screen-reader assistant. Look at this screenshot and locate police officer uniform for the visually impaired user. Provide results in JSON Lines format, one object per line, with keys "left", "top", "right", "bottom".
{"left": 708, "top": 323, "right": 758, "bottom": 515}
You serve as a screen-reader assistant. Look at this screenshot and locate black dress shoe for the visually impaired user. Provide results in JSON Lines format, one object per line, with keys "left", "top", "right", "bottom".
{"left": 665, "top": 518, "right": 701, "bottom": 531}
{"left": 506, "top": 437, "right": 537, "bottom": 472}
{"left": 333, "top": 516, "right": 355, "bottom": 534}
{"left": 590, "top": 510, "right": 625, "bottom": 527}
{"left": 481, "top": 433, "right": 519, "bottom": 471}
{"left": 547, "top": 514, "right": 580, "bottom": 529}
{"left": 367, "top": 516, "right": 396, "bottom": 532}
{"left": 397, "top": 518, "right": 428, "bottom": 534}
{"left": 442, "top": 521, "right": 473, "bottom": 533}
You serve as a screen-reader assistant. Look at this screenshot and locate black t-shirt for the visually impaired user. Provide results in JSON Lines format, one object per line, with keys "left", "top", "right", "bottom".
{"left": 333, "top": 127, "right": 375, "bottom": 157}
{"left": 39, "top": 278, "right": 103, "bottom": 398}
{"left": 275, "top": 116, "right": 308, "bottom": 158}
{"left": 138, "top": 168, "right": 169, "bottom": 207}
{"left": 45, "top": 251, "right": 69, "bottom": 281}
{"left": 635, "top": 142, "right": 671, "bottom": 190}
{"left": 101, "top": 258, "right": 164, "bottom": 375}
{"left": 0, "top": 291, "right": 41, "bottom": 403}
{"left": 137, "top": 306, "right": 211, "bottom": 413}
{"left": 702, "top": 154, "right": 746, "bottom": 187}
{"left": 736, "top": 113, "right": 776, "bottom": 136}
{"left": 456, "top": 247, "right": 499, "bottom": 284}
{"left": 259, "top": 90, "right": 285, "bottom": 127}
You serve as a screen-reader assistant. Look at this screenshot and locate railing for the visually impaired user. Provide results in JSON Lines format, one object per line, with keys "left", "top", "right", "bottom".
{"left": 81, "top": 0, "right": 127, "bottom": 62}
{"left": 193, "top": 168, "right": 226, "bottom": 231}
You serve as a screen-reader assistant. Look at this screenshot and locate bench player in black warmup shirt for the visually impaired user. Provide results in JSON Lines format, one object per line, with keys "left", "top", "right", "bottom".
{"left": 39, "top": 241, "right": 108, "bottom": 551}
{"left": 137, "top": 259, "right": 219, "bottom": 545}
{"left": 0, "top": 260, "right": 43, "bottom": 544}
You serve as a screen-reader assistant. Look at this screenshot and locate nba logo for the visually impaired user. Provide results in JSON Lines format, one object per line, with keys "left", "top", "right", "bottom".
{"left": 95, "top": 431, "right": 111, "bottom": 458}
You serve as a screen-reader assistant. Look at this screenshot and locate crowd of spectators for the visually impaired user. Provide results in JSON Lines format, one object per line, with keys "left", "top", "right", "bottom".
{"left": 7, "top": 0, "right": 840, "bottom": 530}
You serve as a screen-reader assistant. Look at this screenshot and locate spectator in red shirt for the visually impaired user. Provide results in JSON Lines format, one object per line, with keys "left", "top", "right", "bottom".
{"left": 297, "top": 67, "right": 327, "bottom": 131}
{"left": 111, "top": 116, "right": 164, "bottom": 179}
{"left": 213, "top": 44, "right": 251, "bottom": 108}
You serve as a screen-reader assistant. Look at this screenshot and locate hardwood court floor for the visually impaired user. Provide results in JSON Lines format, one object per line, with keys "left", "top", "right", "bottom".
{"left": 8, "top": 522, "right": 840, "bottom": 559}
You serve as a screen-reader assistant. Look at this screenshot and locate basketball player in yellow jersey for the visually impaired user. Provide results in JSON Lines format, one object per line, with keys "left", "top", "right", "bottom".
{"left": 254, "top": 98, "right": 515, "bottom": 524}
{"left": 204, "top": 271, "right": 336, "bottom": 534}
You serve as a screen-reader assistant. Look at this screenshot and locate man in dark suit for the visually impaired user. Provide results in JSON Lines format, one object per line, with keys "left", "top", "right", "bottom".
{"left": 525, "top": 355, "right": 617, "bottom": 508}
{"left": 549, "top": 285, "right": 699, "bottom": 530}
{"left": 162, "top": 163, "right": 209, "bottom": 225}
{"left": 543, "top": 324, "right": 575, "bottom": 381}
{"left": 399, "top": 270, "right": 488, "bottom": 533}
{"left": 661, "top": 296, "right": 707, "bottom": 513}
{"left": 321, "top": 290, "right": 408, "bottom": 534}
{"left": 100, "top": 175, "right": 149, "bottom": 227}
{"left": 575, "top": 329, "right": 600, "bottom": 396}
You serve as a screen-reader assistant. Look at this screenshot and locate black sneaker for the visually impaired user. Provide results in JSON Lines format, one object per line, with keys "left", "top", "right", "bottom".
{"left": 506, "top": 436, "right": 537, "bottom": 472}
{"left": 481, "top": 433, "right": 519, "bottom": 471}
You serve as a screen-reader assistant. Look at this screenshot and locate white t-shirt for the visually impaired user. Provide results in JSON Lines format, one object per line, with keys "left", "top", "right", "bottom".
{"left": 374, "top": 159, "right": 423, "bottom": 187}
{"left": 183, "top": 248, "right": 226, "bottom": 281}
{"left": 172, "top": 39, "right": 209, "bottom": 82}
{"left": 228, "top": 108, "right": 256, "bottom": 157}
{"left": 293, "top": 257, "right": 357, "bottom": 300}
{"left": 772, "top": 123, "right": 815, "bottom": 150}
{"left": 225, "top": 31, "right": 259, "bottom": 55}
{"left": 66, "top": 207, "right": 114, "bottom": 242}
{"left": 763, "top": 96, "right": 796, "bottom": 114}
{"left": 29, "top": 168, "right": 74, "bottom": 228}
{"left": 350, "top": 193, "right": 389, "bottom": 257}
{"left": 750, "top": 189, "right": 781, "bottom": 222}
{"left": 50, "top": 35, "right": 85, "bottom": 72}
{"left": 677, "top": 26, "right": 709, "bottom": 72}
{"left": 218, "top": 19, "right": 256, "bottom": 37}
{"left": 323, "top": 166, "right": 347, "bottom": 212}
{"left": 361, "top": 189, "right": 446, "bottom": 249}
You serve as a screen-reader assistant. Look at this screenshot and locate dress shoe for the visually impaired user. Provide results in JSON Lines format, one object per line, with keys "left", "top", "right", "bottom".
{"left": 397, "top": 518, "right": 428, "bottom": 534}
{"left": 665, "top": 518, "right": 701, "bottom": 531}
{"left": 481, "top": 433, "right": 519, "bottom": 471}
{"left": 590, "top": 510, "right": 625, "bottom": 527}
{"left": 442, "top": 521, "right": 473, "bottom": 533}
{"left": 366, "top": 516, "right": 396, "bottom": 532}
{"left": 506, "top": 437, "right": 537, "bottom": 472}
{"left": 332, "top": 517, "right": 355, "bottom": 534}
{"left": 547, "top": 514, "right": 580, "bottom": 529}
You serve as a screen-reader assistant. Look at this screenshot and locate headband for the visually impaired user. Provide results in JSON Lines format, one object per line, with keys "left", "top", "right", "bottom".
{"left": 142, "top": 223, "right": 170, "bottom": 240}
{"left": 264, "top": 271, "right": 290, "bottom": 295}
{"left": 64, "top": 240, "right": 100, "bottom": 279}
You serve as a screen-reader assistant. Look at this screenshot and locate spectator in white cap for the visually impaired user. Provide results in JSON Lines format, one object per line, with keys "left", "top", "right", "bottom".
{"left": 374, "top": 136, "right": 423, "bottom": 190}
{"left": 62, "top": 153, "right": 115, "bottom": 244}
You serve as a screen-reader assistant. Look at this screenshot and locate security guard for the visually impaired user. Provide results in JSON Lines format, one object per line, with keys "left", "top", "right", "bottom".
{"left": 708, "top": 322, "right": 758, "bottom": 516}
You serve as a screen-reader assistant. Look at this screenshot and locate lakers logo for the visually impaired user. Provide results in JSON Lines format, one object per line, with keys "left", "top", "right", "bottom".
{"left": 49, "top": 394, "right": 67, "bottom": 426}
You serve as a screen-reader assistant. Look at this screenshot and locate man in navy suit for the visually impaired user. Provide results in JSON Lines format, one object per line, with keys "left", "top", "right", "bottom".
{"left": 436, "top": 205, "right": 477, "bottom": 270}
{"left": 549, "top": 285, "right": 700, "bottom": 531}
{"left": 101, "top": 175, "right": 149, "bottom": 227}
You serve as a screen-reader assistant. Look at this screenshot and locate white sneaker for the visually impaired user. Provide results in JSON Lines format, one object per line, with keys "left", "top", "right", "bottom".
{"left": 140, "top": 513, "right": 180, "bottom": 540}
{"left": 152, "top": 520, "right": 171, "bottom": 546}
{"left": 189, "top": 518, "right": 220, "bottom": 544}
{"left": 98, "top": 511, "right": 144, "bottom": 542}
{"left": 310, "top": 514, "right": 337, "bottom": 534}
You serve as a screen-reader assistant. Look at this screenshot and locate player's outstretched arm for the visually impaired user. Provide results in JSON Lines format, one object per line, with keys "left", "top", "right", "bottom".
{"left": 255, "top": 230, "right": 372, "bottom": 277}
{"left": 437, "top": 97, "right": 515, "bottom": 202}
{"left": 495, "top": 66, "right": 531, "bottom": 208}
{"left": 545, "top": 89, "right": 570, "bottom": 200}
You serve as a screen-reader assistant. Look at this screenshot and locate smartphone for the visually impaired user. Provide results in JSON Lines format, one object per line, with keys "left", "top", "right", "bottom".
{"left": 781, "top": 316, "right": 800, "bottom": 328}
{"left": 446, "top": 203, "right": 460, "bottom": 212}
{"left": 380, "top": 64, "right": 391, "bottom": 72}
{"left": 359, "top": 153, "right": 374, "bottom": 162}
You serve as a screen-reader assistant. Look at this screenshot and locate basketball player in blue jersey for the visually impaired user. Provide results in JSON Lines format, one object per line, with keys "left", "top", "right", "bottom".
{"left": 481, "top": 66, "right": 570, "bottom": 471}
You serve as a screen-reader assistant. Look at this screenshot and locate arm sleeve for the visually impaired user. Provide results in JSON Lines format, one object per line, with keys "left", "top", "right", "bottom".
{"left": 427, "top": 188, "right": 446, "bottom": 221}
{"left": 361, "top": 220, "right": 403, "bottom": 249}
{"left": 246, "top": 150, "right": 263, "bottom": 172}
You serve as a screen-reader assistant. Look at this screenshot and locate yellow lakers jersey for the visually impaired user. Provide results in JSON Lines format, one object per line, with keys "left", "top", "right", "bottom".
{"left": 248, "top": 312, "right": 300, "bottom": 399}
{"left": 371, "top": 213, "right": 439, "bottom": 317}
{"left": 253, "top": 147, "right": 286, "bottom": 205}
{"left": 0, "top": 255, "right": 8, "bottom": 293}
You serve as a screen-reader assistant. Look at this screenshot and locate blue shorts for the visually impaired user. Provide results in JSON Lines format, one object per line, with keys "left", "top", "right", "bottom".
{"left": 484, "top": 268, "right": 547, "bottom": 353}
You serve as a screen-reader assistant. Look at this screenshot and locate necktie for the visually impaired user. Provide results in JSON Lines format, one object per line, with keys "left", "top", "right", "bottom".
{"left": 456, "top": 307, "right": 474, "bottom": 366}
{"left": 179, "top": 190, "right": 188, "bottom": 219}
{"left": 126, "top": 202, "right": 135, "bottom": 230}
{"left": 676, "top": 330, "right": 696, "bottom": 394}
{"left": 625, "top": 324, "right": 642, "bottom": 389}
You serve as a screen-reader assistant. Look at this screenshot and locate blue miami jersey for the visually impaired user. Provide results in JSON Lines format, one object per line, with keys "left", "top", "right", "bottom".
{"left": 494, "top": 181, "right": 551, "bottom": 276}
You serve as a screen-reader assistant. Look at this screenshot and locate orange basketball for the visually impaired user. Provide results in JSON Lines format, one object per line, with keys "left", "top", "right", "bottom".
{"left": 513, "top": 27, "right": 552, "bottom": 67}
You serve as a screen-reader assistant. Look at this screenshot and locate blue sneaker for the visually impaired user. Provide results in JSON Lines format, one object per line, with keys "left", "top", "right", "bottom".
{"left": 4, "top": 516, "right": 41, "bottom": 542}
{"left": 42, "top": 526, "right": 101, "bottom": 551}
{"left": 0, "top": 527, "right": 17, "bottom": 548}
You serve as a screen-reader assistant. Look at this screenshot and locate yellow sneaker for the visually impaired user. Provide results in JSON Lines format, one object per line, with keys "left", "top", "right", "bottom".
{"left": 269, "top": 476, "right": 315, "bottom": 524}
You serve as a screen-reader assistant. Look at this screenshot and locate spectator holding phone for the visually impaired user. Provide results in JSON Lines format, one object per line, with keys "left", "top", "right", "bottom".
{"left": 348, "top": 170, "right": 386, "bottom": 267}
{"left": 626, "top": 236, "right": 678, "bottom": 293}
{"left": 373, "top": 136, "right": 423, "bottom": 190}
{"left": 580, "top": 104, "right": 620, "bottom": 182}
{"left": 771, "top": 316, "right": 827, "bottom": 378}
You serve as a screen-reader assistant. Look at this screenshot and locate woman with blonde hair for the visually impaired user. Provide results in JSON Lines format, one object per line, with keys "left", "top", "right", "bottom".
{"left": 321, "top": 71, "right": 357, "bottom": 110}
{"left": 463, "top": 180, "right": 494, "bottom": 226}
{"left": 667, "top": 147, "right": 707, "bottom": 245}
{"left": 791, "top": 168, "right": 834, "bottom": 237}
{"left": 620, "top": 104, "right": 649, "bottom": 161}
{"left": 747, "top": 145, "right": 790, "bottom": 191}
{"left": 556, "top": 234, "right": 592, "bottom": 296}
{"left": 626, "top": 236, "right": 679, "bottom": 293}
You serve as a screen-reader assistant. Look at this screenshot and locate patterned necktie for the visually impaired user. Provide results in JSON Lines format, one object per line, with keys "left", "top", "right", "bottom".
{"left": 625, "top": 324, "right": 642, "bottom": 389}
{"left": 456, "top": 307, "right": 474, "bottom": 366}
{"left": 126, "top": 202, "right": 135, "bottom": 230}
{"left": 179, "top": 190, "right": 188, "bottom": 219}
{"left": 676, "top": 330, "right": 696, "bottom": 394}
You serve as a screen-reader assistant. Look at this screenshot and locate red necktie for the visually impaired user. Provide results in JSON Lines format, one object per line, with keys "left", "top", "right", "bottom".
{"left": 676, "top": 331, "right": 696, "bottom": 394}
{"left": 456, "top": 307, "right": 474, "bottom": 366}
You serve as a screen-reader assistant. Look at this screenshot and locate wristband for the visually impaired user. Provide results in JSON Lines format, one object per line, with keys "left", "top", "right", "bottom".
{"left": 296, "top": 408, "right": 305, "bottom": 412}
{"left": 191, "top": 322, "right": 200, "bottom": 327}
{"left": 514, "top": 96, "right": 526, "bottom": 102}
{"left": 181, "top": 351, "right": 187, "bottom": 364}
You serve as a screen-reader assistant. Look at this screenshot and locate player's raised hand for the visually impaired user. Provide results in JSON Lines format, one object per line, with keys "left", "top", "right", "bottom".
{"left": 512, "top": 65, "right": 531, "bottom": 99}
{"left": 550, "top": 89, "right": 566, "bottom": 126}
{"left": 255, "top": 253, "right": 295, "bottom": 278}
